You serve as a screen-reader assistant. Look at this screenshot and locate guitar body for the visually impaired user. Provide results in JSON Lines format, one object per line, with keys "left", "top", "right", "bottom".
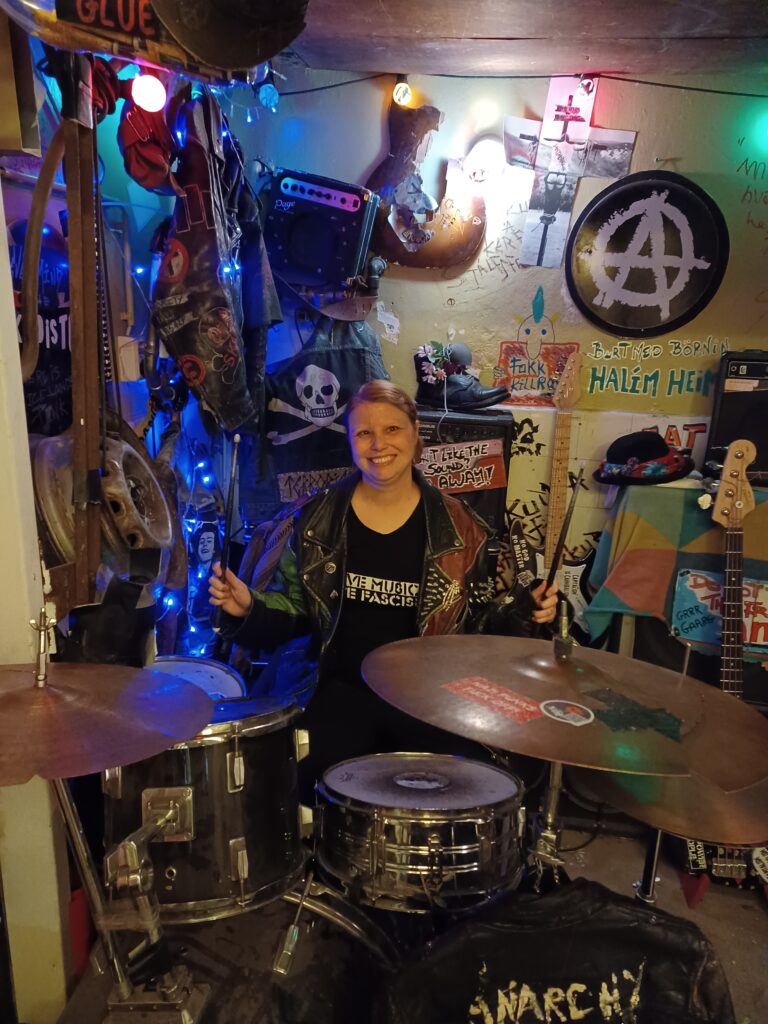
{"left": 677, "top": 439, "right": 766, "bottom": 891}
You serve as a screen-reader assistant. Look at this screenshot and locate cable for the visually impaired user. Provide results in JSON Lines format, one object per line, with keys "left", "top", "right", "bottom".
{"left": 280, "top": 73, "right": 389, "bottom": 96}
{"left": 432, "top": 70, "right": 768, "bottom": 99}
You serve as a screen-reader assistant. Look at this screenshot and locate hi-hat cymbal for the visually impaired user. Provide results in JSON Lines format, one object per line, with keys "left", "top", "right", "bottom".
{"left": 363, "top": 636, "right": 768, "bottom": 787}
{"left": 570, "top": 767, "right": 768, "bottom": 847}
{"left": 0, "top": 662, "right": 214, "bottom": 786}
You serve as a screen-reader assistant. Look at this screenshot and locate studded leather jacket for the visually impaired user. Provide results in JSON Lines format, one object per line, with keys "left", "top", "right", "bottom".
{"left": 226, "top": 469, "right": 495, "bottom": 681}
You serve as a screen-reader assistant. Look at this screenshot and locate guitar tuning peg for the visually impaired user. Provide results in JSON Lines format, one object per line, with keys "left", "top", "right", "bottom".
{"left": 697, "top": 492, "right": 713, "bottom": 510}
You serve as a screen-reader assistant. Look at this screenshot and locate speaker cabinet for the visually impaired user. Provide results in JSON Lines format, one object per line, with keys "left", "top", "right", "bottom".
{"left": 705, "top": 350, "right": 768, "bottom": 482}
{"left": 262, "top": 169, "right": 380, "bottom": 286}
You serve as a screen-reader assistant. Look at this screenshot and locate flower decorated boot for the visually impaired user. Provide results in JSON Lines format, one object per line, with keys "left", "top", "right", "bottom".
{"left": 414, "top": 343, "right": 509, "bottom": 410}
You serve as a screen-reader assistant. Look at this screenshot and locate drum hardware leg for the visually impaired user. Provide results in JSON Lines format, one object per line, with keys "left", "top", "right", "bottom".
{"left": 529, "top": 761, "right": 566, "bottom": 887}
{"left": 282, "top": 879, "right": 401, "bottom": 969}
{"left": 634, "top": 829, "right": 663, "bottom": 905}
{"left": 98, "top": 807, "right": 210, "bottom": 1021}
{"left": 630, "top": 646, "right": 688, "bottom": 904}
{"left": 273, "top": 868, "right": 314, "bottom": 976}
{"left": 51, "top": 778, "right": 133, "bottom": 1000}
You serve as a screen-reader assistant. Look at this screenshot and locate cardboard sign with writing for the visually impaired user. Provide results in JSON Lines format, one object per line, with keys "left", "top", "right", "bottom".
{"left": 54, "top": 0, "right": 164, "bottom": 40}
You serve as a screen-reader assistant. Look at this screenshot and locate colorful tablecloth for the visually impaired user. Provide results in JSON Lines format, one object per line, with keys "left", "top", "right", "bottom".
{"left": 585, "top": 483, "right": 768, "bottom": 653}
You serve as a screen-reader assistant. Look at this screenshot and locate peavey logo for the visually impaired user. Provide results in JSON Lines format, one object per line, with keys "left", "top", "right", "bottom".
{"left": 468, "top": 959, "right": 645, "bottom": 1022}
{"left": 274, "top": 199, "right": 296, "bottom": 212}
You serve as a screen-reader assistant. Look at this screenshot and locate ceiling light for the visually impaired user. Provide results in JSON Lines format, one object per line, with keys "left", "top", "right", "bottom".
{"left": 393, "top": 75, "right": 412, "bottom": 106}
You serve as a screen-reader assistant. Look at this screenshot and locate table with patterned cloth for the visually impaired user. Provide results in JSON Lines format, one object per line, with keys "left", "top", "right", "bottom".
{"left": 585, "top": 482, "right": 768, "bottom": 656}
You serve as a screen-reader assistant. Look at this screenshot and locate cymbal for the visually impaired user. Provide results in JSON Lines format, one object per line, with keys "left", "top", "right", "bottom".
{"left": 570, "top": 767, "right": 768, "bottom": 847}
{"left": 0, "top": 662, "right": 214, "bottom": 786}
{"left": 363, "top": 636, "right": 768, "bottom": 786}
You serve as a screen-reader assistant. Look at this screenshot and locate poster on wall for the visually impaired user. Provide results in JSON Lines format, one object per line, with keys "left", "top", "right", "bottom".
{"left": 503, "top": 115, "right": 542, "bottom": 170}
{"left": 7, "top": 217, "right": 72, "bottom": 436}
{"left": 417, "top": 438, "right": 507, "bottom": 494}
{"left": 494, "top": 287, "right": 578, "bottom": 406}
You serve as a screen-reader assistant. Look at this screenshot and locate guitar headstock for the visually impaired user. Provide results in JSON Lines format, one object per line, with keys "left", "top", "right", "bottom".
{"left": 712, "top": 439, "right": 757, "bottom": 529}
{"left": 553, "top": 351, "right": 582, "bottom": 410}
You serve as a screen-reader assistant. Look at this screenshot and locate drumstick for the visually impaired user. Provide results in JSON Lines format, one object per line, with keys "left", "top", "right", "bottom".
{"left": 219, "top": 433, "right": 241, "bottom": 577}
{"left": 212, "top": 433, "right": 240, "bottom": 635}
{"left": 544, "top": 464, "right": 585, "bottom": 588}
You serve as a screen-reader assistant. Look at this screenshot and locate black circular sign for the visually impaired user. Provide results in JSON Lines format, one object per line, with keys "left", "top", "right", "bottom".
{"left": 565, "top": 171, "right": 729, "bottom": 339}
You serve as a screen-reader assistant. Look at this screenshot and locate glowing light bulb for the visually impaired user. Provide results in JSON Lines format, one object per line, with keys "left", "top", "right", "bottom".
{"left": 393, "top": 75, "right": 412, "bottom": 106}
{"left": 131, "top": 74, "right": 167, "bottom": 113}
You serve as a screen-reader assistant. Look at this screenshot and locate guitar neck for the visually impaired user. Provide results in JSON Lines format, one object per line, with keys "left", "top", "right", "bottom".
{"left": 720, "top": 525, "right": 744, "bottom": 697}
{"left": 543, "top": 410, "right": 572, "bottom": 571}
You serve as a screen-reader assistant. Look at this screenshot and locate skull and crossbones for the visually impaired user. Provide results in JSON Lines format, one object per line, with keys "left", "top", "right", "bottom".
{"left": 267, "top": 365, "right": 348, "bottom": 445}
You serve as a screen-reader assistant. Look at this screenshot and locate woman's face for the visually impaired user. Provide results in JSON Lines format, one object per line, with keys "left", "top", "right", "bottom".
{"left": 348, "top": 401, "right": 420, "bottom": 489}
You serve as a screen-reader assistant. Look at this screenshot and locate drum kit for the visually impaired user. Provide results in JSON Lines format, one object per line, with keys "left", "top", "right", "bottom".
{"left": 2, "top": 613, "right": 768, "bottom": 1022}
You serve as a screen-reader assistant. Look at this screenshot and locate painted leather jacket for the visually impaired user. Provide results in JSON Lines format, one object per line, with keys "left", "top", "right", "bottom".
{"left": 377, "top": 878, "right": 735, "bottom": 1024}
{"left": 226, "top": 469, "right": 495, "bottom": 679}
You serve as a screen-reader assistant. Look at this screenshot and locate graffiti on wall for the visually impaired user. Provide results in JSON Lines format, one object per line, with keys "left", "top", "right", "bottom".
{"left": 494, "top": 288, "right": 579, "bottom": 406}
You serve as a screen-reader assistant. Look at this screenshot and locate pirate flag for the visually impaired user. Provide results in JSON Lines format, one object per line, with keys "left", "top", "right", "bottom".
{"left": 238, "top": 315, "right": 388, "bottom": 524}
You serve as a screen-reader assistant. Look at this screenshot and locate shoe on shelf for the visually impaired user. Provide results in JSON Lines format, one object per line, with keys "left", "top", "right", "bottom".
{"left": 413, "top": 347, "right": 509, "bottom": 411}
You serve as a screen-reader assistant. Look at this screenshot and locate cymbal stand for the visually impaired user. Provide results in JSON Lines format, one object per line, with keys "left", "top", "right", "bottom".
{"left": 530, "top": 761, "right": 566, "bottom": 887}
{"left": 634, "top": 642, "right": 692, "bottom": 905}
{"left": 31, "top": 613, "right": 208, "bottom": 1022}
{"left": 529, "top": 604, "right": 572, "bottom": 885}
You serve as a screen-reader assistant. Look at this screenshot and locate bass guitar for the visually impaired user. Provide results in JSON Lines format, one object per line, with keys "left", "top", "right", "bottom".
{"left": 684, "top": 439, "right": 768, "bottom": 888}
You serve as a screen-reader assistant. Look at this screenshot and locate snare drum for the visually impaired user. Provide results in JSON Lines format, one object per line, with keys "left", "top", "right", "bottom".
{"left": 317, "top": 753, "right": 524, "bottom": 912}
{"left": 103, "top": 696, "right": 306, "bottom": 924}
{"left": 153, "top": 655, "right": 245, "bottom": 700}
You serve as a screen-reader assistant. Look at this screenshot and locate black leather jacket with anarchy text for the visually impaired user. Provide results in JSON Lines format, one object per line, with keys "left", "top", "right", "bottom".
{"left": 377, "top": 878, "right": 735, "bottom": 1024}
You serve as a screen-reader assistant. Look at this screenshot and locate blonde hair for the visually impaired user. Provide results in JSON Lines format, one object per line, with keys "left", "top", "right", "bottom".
{"left": 345, "top": 380, "right": 424, "bottom": 462}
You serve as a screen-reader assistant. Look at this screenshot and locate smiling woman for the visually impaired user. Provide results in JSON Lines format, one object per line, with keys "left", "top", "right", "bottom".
{"left": 209, "top": 380, "right": 558, "bottom": 796}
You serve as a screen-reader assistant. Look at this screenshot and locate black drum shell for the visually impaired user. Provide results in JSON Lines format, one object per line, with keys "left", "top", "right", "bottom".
{"left": 104, "top": 706, "right": 305, "bottom": 923}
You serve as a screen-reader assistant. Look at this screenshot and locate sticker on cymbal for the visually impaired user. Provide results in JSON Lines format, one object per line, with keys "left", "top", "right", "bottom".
{"left": 444, "top": 677, "right": 543, "bottom": 723}
{"left": 540, "top": 700, "right": 595, "bottom": 726}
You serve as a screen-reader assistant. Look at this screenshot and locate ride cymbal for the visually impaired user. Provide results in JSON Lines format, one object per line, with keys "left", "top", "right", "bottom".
{"left": 364, "top": 637, "right": 768, "bottom": 789}
{"left": 569, "top": 767, "right": 768, "bottom": 847}
{"left": 0, "top": 662, "right": 213, "bottom": 786}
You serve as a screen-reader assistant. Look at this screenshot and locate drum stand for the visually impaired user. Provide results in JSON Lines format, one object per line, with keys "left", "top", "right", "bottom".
{"left": 529, "top": 761, "right": 566, "bottom": 886}
{"left": 52, "top": 777, "right": 210, "bottom": 1023}
{"left": 633, "top": 646, "right": 692, "bottom": 905}
{"left": 529, "top": 618, "right": 574, "bottom": 885}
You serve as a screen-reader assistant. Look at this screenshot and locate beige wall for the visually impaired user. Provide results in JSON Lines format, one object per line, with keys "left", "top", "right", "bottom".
{"left": 0, "top": 191, "right": 72, "bottom": 1022}
{"left": 227, "top": 67, "right": 768, "bottom": 553}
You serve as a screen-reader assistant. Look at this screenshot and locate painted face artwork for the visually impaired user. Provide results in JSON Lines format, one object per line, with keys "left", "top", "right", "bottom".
{"left": 348, "top": 401, "right": 420, "bottom": 489}
{"left": 197, "top": 530, "right": 216, "bottom": 563}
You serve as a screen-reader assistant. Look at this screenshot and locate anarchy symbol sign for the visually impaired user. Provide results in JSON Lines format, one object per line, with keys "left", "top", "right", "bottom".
{"left": 566, "top": 171, "right": 729, "bottom": 338}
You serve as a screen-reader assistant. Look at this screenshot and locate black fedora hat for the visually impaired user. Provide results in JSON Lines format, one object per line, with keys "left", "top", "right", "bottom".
{"left": 151, "top": 0, "right": 308, "bottom": 72}
{"left": 594, "top": 430, "right": 694, "bottom": 486}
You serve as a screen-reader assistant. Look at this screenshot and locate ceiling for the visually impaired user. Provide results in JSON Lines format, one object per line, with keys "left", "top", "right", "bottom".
{"left": 288, "top": 0, "right": 768, "bottom": 77}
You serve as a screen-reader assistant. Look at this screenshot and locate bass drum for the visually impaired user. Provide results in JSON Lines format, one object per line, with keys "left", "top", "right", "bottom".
{"left": 104, "top": 696, "right": 305, "bottom": 924}
{"left": 153, "top": 655, "right": 245, "bottom": 700}
{"left": 317, "top": 753, "right": 524, "bottom": 913}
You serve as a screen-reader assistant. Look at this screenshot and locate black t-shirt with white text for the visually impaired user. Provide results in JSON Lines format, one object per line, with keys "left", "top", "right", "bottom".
{"left": 326, "top": 501, "right": 425, "bottom": 686}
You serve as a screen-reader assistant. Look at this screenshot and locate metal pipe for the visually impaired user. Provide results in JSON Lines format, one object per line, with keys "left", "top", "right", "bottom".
{"left": 50, "top": 778, "right": 133, "bottom": 999}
